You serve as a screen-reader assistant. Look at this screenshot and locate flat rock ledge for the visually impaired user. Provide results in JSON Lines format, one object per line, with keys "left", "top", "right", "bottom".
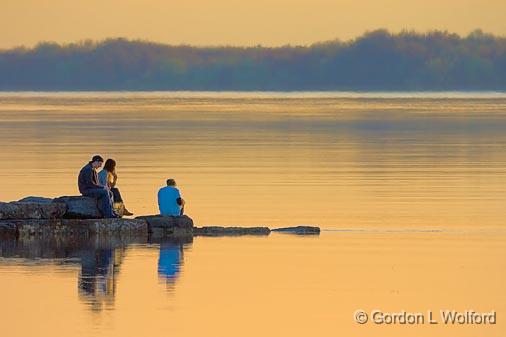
{"left": 136, "top": 215, "right": 194, "bottom": 236}
{"left": 271, "top": 226, "right": 321, "bottom": 235}
{"left": 0, "top": 218, "right": 148, "bottom": 236}
{"left": 1, "top": 196, "right": 102, "bottom": 220}
{"left": 193, "top": 226, "right": 271, "bottom": 236}
{"left": 0, "top": 201, "right": 67, "bottom": 220}
{"left": 53, "top": 196, "right": 102, "bottom": 219}
{"left": 0, "top": 196, "right": 193, "bottom": 237}
{"left": 1, "top": 196, "right": 322, "bottom": 237}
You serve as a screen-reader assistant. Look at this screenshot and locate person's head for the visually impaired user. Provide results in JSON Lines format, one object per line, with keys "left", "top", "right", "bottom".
{"left": 90, "top": 155, "right": 104, "bottom": 169}
{"left": 103, "top": 159, "right": 116, "bottom": 173}
{"left": 166, "top": 178, "right": 177, "bottom": 187}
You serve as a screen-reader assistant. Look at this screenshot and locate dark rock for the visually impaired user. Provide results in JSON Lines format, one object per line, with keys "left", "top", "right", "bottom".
{"left": 193, "top": 226, "right": 271, "bottom": 236}
{"left": 61, "top": 218, "right": 148, "bottom": 235}
{"left": 0, "top": 201, "right": 67, "bottom": 220}
{"left": 271, "top": 226, "right": 320, "bottom": 235}
{"left": 53, "top": 196, "right": 102, "bottom": 219}
{"left": 136, "top": 215, "right": 193, "bottom": 236}
{"left": 18, "top": 196, "right": 54, "bottom": 204}
{"left": 0, "top": 218, "right": 148, "bottom": 236}
{"left": 0, "top": 219, "right": 68, "bottom": 236}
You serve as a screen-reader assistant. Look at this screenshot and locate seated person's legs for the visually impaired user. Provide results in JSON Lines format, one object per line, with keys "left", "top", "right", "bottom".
{"left": 111, "top": 187, "right": 133, "bottom": 216}
{"left": 111, "top": 188, "right": 123, "bottom": 202}
{"left": 83, "top": 188, "right": 116, "bottom": 218}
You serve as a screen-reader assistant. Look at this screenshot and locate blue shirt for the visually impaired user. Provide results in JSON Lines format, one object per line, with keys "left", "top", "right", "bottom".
{"left": 77, "top": 162, "right": 102, "bottom": 194}
{"left": 158, "top": 186, "right": 182, "bottom": 216}
{"left": 158, "top": 244, "right": 182, "bottom": 280}
{"left": 97, "top": 170, "right": 108, "bottom": 187}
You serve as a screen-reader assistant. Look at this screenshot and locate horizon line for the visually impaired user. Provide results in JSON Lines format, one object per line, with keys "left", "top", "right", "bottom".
{"left": 1, "top": 90, "right": 505, "bottom": 99}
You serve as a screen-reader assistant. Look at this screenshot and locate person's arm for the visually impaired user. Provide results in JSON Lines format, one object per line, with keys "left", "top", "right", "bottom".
{"left": 89, "top": 167, "right": 104, "bottom": 189}
{"left": 177, "top": 197, "right": 185, "bottom": 215}
{"left": 175, "top": 188, "right": 184, "bottom": 206}
{"left": 109, "top": 171, "right": 117, "bottom": 188}
{"left": 83, "top": 167, "right": 97, "bottom": 190}
{"left": 157, "top": 189, "right": 163, "bottom": 209}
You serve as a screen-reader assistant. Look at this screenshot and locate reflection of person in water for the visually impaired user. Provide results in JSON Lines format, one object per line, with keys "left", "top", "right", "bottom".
{"left": 78, "top": 248, "right": 124, "bottom": 311}
{"left": 158, "top": 243, "right": 184, "bottom": 284}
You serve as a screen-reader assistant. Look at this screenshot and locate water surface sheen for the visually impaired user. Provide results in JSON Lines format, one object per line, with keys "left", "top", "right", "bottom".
{"left": 1, "top": 91, "right": 506, "bottom": 228}
{"left": 0, "top": 92, "right": 505, "bottom": 336}
{"left": 0, "top": 233, "right": 505, "bottom": 337}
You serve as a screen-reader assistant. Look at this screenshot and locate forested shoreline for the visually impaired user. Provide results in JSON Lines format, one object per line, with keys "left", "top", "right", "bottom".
{"left": 1, "top": 29, "right": 505, "bottom": 91}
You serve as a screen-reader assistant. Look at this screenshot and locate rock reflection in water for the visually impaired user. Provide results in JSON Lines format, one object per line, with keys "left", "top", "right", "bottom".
{"left": 0, "top": 234, "right": 193, "bottom": 311}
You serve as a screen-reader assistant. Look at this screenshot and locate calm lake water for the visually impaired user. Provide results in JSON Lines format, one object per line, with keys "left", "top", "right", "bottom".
{"left": 0, "top": 92, "right": 505, "bottom": 336}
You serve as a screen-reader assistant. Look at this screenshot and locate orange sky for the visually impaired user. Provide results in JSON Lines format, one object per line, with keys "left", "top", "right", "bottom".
{"left": 2, "top": 0, "right": 506, "bottom": 48}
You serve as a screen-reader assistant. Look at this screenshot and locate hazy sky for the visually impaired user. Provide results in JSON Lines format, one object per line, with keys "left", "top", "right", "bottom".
{"left": 2, "top": 0, "right": 506, "bottom": 48}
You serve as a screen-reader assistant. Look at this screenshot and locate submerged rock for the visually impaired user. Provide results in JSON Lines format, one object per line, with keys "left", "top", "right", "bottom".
{"left": 0, "top": 218, "right": 148, "bottom": 236}
{"left": 136, "top": 215, "right": 193, "bottom": 236}
{"left": 53, "top": 196, "right": 102, "bottom": 219}
{"left": 0, "top": 201, "right": 67, "bottom": 220}
{"left": 272, "top": 226, "right": 320, "bottom": 234}
{"left": 193, "top": 226, "right": 271, "bottom": 236}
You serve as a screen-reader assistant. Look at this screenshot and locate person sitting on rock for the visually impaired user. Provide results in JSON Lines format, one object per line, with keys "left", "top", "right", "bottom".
{"left": 78, "top": 155, "right": 118, "bottom": 218}
{"left": 98, "top": 159, "right": 134, "bottom": 216}
{"left": 158, "top": 178, "right": 185, "bottom": 216}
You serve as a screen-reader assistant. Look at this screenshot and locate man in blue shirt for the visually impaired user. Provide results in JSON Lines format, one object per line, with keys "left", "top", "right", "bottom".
{"left": 158, "top": 179, "right": 185, "bottom": 216}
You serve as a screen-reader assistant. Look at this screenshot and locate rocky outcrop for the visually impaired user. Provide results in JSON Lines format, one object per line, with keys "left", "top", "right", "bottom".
{"left": 18, "top": 196, "right": 54, "bottom": 204}
{"left": 0, "top": 201, "right": 67, "bottom": 220}
{"left": 63, "top": 218, "right": 148, "bottom": 235}
{"left": 5, "top": 195, "right": 103, "bottom": 219}
{"left": 53, "top": 196, "right": 102, "bottom": 219}
{"left": 272, "top": 226, "right": 320, "bottom": 235}
{"left": 0, "top": 196, "right": 199, "bottom": 237}
{"left": 19, "top": 195, "right": 125, "bottom": 218}
{"left": 0, "top": 196, "right": 325, "bottom": 239}
{"left": 193, "top": 226, "right": 270, "bottom": 236}
{"left": 0, "top": 218, "right": 148, "bottom": 236}
{"left": 136, "top": 215, "right": 193, "bottom": 236}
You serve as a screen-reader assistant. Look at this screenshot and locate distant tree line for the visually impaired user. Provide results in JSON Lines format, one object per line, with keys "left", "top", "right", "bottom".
{"left": 0, "top": 29, "right": 505, "bottom": 91}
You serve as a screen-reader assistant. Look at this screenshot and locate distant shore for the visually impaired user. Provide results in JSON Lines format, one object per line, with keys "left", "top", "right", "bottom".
{"left": 1, "top": 30, "right": 505, "bottom": 91}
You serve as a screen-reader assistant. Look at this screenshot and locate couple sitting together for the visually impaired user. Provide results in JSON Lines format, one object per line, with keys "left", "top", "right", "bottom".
{"left": 78, "top": 155, "right": 185, "bottom": 218}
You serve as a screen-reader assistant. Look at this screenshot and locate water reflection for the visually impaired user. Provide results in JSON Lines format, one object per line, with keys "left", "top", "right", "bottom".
{"left": 0, "top": 235, "right": 192, "bottom": 311}
{"left": 158, "top": 243, "right": 183, "bottom": 280}
{"left": 147, "top": 236, "right": 190, "bottom": 292}
{"left": 78, "top": 246, "right": 124, "bottom": 311}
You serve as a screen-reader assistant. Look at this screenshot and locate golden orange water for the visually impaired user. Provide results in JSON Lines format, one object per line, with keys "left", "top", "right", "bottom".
{"left": 0, "top": 92, "right": 505, "bottom": 336}
{"left": 1, "top": 92, "right": 506, "bottom": 228}
{"left": 0, "top": 232, "right": 505, "bottom": 337}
